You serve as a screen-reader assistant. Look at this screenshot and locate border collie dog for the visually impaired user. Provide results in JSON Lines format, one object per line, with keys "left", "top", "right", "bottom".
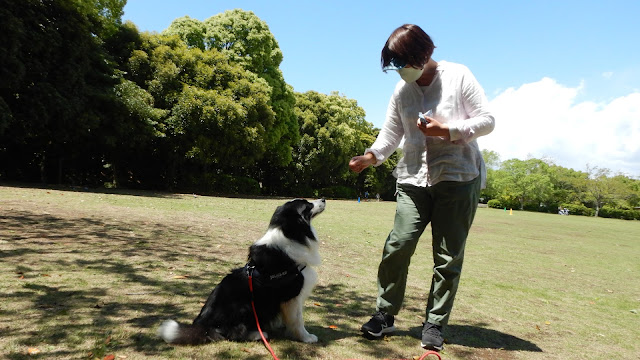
{"left": 158, "top": 198, "right": 326, "bottom": 344}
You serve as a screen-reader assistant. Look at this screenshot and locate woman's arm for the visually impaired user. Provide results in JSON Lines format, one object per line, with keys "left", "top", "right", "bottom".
{"left": 448, "top": 67, "right": 495, "bottom": 143}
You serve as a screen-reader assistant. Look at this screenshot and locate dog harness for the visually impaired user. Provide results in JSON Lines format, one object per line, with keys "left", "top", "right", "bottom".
{"left": 244, "top": 261, "right": 306, "bottom": 288}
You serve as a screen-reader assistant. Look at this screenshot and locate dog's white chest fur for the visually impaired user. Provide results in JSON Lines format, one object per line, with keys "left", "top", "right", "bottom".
{"left": 254, "top": 228, "right": 321, "bottom": 266}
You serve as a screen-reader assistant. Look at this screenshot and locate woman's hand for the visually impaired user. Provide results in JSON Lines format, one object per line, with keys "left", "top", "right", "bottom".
{"left": 349, "top": 152, "right": 377, "bottom": 173}
{"left": 417, "top": 115, "right": 450, "bottom": 139}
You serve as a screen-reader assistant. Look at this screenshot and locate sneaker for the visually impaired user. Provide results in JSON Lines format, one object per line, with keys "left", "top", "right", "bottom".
{"left": 421, "top": 322, "right": 444, "bottom": 351}
{"left": 361, "top": 311, "right": 396, "bottom": 338}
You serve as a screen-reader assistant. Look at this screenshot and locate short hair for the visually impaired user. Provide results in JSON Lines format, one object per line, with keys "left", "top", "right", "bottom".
{"left": 381, "top": 24, "right": 435, "bottom": 70}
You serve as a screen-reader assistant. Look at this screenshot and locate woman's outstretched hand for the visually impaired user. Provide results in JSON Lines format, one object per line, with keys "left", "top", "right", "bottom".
{"left": 349, "top": 153, "right": 377, "bottom": 173}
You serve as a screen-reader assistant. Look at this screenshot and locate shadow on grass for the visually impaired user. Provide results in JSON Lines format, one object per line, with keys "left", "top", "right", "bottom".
{"left": 446, "top": 323, "right": 542, "bottom": 352}
{"left": 1, "top": 182, "right": 184, "bottom": 199}
{"left": 1, "top": 207, "right": 541, "bottom": 359}
{"left": 2, "top": 181, "right": 293, "bottom": 201}
{"left": 304, "top": 283, "right": 542, "bottom": 358}
{"left": 0, "top": 209, "right": 240, "bottom": 359}
{"left": 403, "top": 322, "right": 543, "bottom": 353}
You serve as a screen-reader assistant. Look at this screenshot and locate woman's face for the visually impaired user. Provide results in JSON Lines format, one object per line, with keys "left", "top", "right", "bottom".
{"left": 397, "top": 65, "right": 424, "bottom": 83}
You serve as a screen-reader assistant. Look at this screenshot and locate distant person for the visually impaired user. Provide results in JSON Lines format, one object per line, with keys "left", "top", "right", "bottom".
{"left": 348, "top": 24, "right": 495, "bottom": 351}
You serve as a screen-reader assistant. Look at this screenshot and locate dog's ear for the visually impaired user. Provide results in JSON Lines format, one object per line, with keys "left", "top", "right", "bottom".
{"left": 297, "top": 202, "right": 314, "bottom": 222}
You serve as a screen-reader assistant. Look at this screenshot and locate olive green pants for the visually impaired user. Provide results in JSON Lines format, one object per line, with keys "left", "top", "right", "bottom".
{"left": 375, "top": 176, "right": 481, "bottom": 326}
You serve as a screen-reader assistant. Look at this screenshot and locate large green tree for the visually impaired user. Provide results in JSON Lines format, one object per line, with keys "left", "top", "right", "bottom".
{"left": 495, "top": 158, "right": 554, "bottom": 210}
{"left": 118, "top": 33, "right": 277, "bottom": 189}
{"left": 165, "top": 10, "right": 299, "bottom": 164}
{"left": 0, "top": 0, "right": 125, "bottom": 184}
{"left": 203, "top": 10, "right": 298, "bottom": 167}
{"left": 163, "top": 15, "right": 206, "bottom": 50}
{"left": 283, "top": 90, "right": 374, "bottom": 197}
{"left": 164, "top": 10, "right": 299, "bottom": 191}
{"left": 584, "top": 165, "right": 627, "bottom": 216}
{"left": 547, "top": 165, "right": 588, "bottom": 207}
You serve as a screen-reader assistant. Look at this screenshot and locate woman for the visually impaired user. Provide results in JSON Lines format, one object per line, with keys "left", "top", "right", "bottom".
{"left": 349, "top": 24, "right": 494, "bottom": 351}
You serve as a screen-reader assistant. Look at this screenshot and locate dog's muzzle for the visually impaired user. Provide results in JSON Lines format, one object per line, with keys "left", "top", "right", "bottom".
{"left": 311, "top": 198, "right": 326, "bottom": 218}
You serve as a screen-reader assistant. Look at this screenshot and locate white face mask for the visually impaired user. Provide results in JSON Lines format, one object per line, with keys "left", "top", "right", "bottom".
{"left": 397, "top": 66, "right": 423, "bottom": 83}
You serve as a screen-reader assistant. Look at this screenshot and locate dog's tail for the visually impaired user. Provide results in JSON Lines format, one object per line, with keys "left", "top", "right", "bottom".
{"left": 157, "top": 320, "right": 221, "bottom": 345}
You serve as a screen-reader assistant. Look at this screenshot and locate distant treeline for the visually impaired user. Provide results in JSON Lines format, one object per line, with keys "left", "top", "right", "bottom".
{"left": 1, "top": 1, "right": 638, "bottom": 218}
{"left": 482, "top": 157, "right": 640, "bottom": 219}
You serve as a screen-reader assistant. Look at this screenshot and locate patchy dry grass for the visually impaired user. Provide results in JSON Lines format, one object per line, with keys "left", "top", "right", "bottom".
{"left": 1, "top": 185, "right": 638, "bottom": 359}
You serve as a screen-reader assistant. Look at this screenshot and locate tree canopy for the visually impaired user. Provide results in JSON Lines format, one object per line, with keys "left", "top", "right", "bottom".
{"left": 1, "top": 3, "right": 638, "bottom": 219}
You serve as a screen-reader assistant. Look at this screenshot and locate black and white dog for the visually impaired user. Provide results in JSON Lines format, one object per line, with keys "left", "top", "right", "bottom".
{"left": 158, "top": 198, "right": 326, "bottom": 344}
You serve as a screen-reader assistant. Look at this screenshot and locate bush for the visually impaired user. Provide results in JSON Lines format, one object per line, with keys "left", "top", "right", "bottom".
{"left": 196, "top": 174, "right": 261, "bottom": 195}
{"left": 230, "top": 176, "right": 261, "bottom": 196}
{"left": 487, "top": 199, "right": 502, "bottom": 209}
{"left": 560, "top": 203, "right": 595, "bottom": 217}
{"left": 523, "top": 203, "right": 540, "bottom": 212}
{"left": 318, "top": 186, "right": 357, "bottom": 199}
{"left": 486, "top": 199, "right": 522, "bottom": 210}
{"left": 599, "top": 206, "right": 640, "bottom": 220}
{"left": 539, "top": 203, "right": 560, "bottom": 214}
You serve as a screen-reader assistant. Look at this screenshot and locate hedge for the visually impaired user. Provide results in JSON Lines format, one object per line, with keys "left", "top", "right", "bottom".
{"left": 599, "top": 206, "right": 640, "bottom": 220}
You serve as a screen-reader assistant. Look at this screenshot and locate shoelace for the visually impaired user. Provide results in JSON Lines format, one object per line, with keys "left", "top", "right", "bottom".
{"left": 372, "top": 311, "right": 389, "bottom": 323}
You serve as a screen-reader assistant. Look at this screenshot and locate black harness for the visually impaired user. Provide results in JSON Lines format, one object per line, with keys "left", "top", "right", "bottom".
{"left": 244, "top": 261, "right": 306, "bottom": 289}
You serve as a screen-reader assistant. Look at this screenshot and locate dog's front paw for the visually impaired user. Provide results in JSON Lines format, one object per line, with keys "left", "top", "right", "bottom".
{"left": 286, "top": 328, "right": 318, "bottom": 343}
{"left": 248, "top": 331, "right": 268, "bottom": 341}
{"left": 301, "top": 333, "right": 318, "bottom": 343}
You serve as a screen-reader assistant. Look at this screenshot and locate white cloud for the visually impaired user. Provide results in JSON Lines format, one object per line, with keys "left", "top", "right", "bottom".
{"left": 479, "top": 78, "right": 640, "bottom": 178}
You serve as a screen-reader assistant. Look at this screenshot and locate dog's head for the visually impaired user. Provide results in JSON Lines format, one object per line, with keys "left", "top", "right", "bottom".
{"left": 268, "top": 199, "right": 325, "bottom": 245}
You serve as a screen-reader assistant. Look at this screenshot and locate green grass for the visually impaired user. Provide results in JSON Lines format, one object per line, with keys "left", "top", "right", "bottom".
{"left": 1, "top": 185, "right": 639, "bottom": 359}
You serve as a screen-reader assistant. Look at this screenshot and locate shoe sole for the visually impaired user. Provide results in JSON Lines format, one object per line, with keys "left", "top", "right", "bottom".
{"left": 362, "top": 325, "right": 396, "bottom": 338}
{"left": 420, "top": 341, "right": 443, "bottom": 351}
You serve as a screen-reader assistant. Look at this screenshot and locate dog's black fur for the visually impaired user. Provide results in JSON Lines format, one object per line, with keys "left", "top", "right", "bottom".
{"left": 158, "top": 198, "right": 325, "bottom": 344}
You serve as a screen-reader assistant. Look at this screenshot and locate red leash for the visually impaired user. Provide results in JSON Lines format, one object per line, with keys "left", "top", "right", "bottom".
{"left": 248, "top": 268, "right": 441, "bottom": 360}
{"left": 248, "top": 270, "right": 280, "bottom": 360}
{"left": 418, "top": 350, "right": 442, "bottom": 360}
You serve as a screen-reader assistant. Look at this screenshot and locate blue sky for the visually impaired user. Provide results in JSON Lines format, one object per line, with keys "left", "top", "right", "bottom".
{"left": 123, "top": 0, "right": 640, "bottom": 177}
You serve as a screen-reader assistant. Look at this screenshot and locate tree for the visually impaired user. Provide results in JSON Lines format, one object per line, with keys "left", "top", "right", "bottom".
{"left": 495, "top": 159, "right": 554, "bottom": 210}
{"left": 547, "top": 165, "right": 588, "bottom": 207}
{"left": 117, "top": 33, "right": 277, "bottom": 189}
{"left": 617, "top": 176, "right": 640, "bottom": 208}
{"left": 0, "top": 0, "right": 123, "bottom": 184}
{"left": 363, "top": 132, "right": 400, "bottom": 200}
{"left": 584, "top": 165, "right": 626, "bottom": 216}
{"left": 482, "top": 149, "right": 501, "bottom": 169}
{"left": 480, "top": 149, "right": 501, "bottom": 202}
{"left": 203, "top": 10, "right": 298, "bottom": 168}
{"left": 283, "top": 91, "right": 373, "bottom": 196}
{"left": 164, "top": 10, "right": 299, "bottom": 191}
{"left": 163, "top": 16, "right": 206, "bottom": 50}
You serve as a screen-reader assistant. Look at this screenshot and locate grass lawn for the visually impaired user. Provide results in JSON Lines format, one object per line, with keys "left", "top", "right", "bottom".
{"left": 1, "top": 185, "right": 638, "bottom": 360}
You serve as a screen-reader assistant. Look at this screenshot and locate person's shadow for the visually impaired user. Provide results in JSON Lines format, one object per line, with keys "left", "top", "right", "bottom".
{"left": 408, "top": 323, "right": 543, "bottom": 352}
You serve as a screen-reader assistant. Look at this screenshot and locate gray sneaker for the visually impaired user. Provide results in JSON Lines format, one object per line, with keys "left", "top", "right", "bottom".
{"left": 361, "top": 311, "right": 396, "bottom": 338}
{"left": 421, "top": 322, "right": 444, "bottom": 351}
